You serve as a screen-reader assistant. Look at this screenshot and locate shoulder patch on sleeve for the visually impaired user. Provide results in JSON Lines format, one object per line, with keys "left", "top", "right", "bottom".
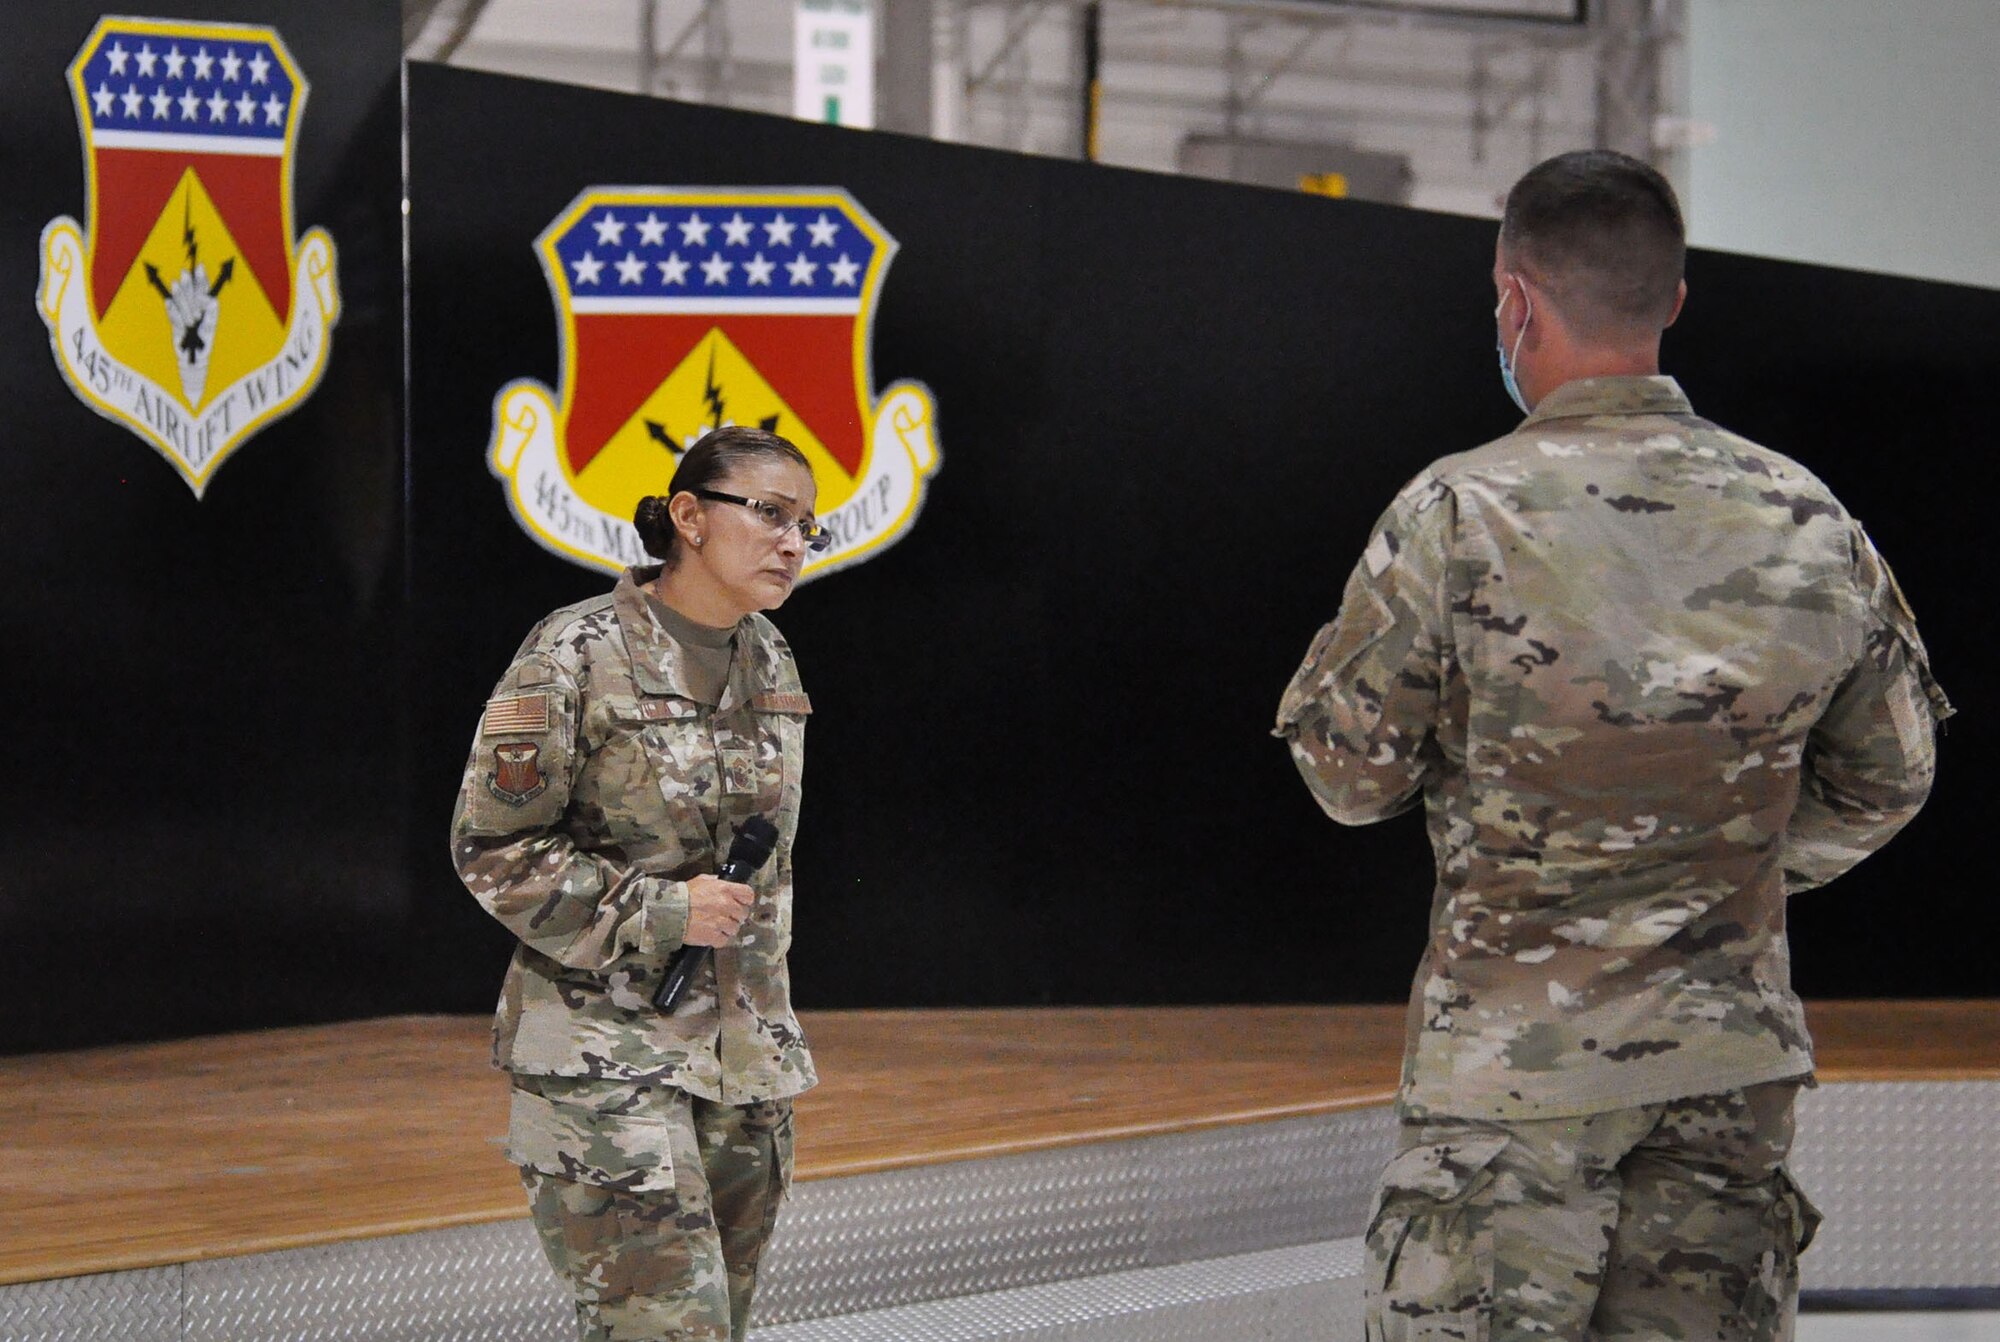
{"left": 488, "top": 742, "right": 549, "bottom": 804}
{"left": 483, "top": 692, "right": 551, "bottom": 736}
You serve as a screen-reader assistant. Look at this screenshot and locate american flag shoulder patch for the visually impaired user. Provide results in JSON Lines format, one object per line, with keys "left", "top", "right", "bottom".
{"left": 483, "top": 692, "right": 551, "bottom": 736}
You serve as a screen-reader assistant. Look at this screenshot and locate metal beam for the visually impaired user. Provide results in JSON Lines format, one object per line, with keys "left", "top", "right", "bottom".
{"left": 702, "top": 0, "right": 731, "bottom": 106}
{"left": 883, "top": 0, "right": 938, "bottom": 133}
{"left": 1236, "top": 23, "right": 1328, "bottom": 114}
{"left": 968, "top": 0, "right": 1054, "bottom": 91}
{"left": 1593, "top": 0, "right": 1680, "bottom": 165}
{"left": 403, "top": 0, "right": 495, "bottom": 62}
{"left": 639, "top": 0, "right": 658, "bottom": 94}
{"left": 1117, "top": 0, "right": 1596, "bottom": 43}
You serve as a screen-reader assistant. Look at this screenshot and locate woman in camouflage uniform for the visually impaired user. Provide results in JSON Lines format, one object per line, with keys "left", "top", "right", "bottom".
{"left": 452, "top": 426, "right": 825, "bottom": 1342}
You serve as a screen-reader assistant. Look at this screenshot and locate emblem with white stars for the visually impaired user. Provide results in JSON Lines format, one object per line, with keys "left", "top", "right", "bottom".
{"left": 554, "top": 205, "right": 873, "bottom": 306}
{"left": 80, "top": 29, "right": 296, "bottom": 145}
{"left": 488, "top": 188, "right": 939, "bottom": 581}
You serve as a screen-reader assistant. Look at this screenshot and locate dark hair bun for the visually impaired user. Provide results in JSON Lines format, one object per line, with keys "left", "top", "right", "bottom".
{"left": 633, "top": 495, "right": 677, "bottom": 560}
{"left": 636, "top": 428, "right": 812, "bottom": 570}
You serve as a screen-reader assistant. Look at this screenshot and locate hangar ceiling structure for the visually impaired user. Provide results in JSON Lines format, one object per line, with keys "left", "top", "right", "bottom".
{"left": 405, "top": 0, "right": 1687, "bottom": 219}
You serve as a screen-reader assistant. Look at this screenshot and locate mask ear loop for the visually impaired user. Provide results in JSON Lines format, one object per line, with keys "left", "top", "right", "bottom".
{"left": 1498, "top": 276, "right": 1533, "bottom": 371}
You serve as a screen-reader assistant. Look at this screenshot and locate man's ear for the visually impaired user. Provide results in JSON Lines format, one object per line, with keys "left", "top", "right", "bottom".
{"left": 1664, "top": 279, "right": 1688, "bottom": 329}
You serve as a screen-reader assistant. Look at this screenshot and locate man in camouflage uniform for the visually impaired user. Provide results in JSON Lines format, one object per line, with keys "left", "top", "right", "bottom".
{"left": 453, "top": 559, "right": 815, "bottom": 1342}
{"left": 1275, "top": 151, "right": 1950, "bottom": 1340}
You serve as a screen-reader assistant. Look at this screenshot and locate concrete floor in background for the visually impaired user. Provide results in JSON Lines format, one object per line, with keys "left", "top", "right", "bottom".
{"left": 1800, "top": 1314, "right": 2000, "bottom": 1341}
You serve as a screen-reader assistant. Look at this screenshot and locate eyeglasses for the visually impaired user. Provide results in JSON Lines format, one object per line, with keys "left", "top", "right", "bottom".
{"left": 692, "top": 489, "right": 832, "bottom": 552}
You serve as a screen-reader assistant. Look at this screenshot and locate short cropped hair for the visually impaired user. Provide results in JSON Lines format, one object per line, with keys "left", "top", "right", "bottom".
{"left": 1499, "top": 150, "right": 1685, "bottom": 339}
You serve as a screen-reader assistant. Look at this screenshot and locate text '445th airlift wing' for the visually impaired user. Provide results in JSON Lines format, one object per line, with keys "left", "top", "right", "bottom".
{"left": 37, "top": 17, "right": 340, "bottom": 496}
{"left": 489, "top": 189, "right": 941, "bottom": 579}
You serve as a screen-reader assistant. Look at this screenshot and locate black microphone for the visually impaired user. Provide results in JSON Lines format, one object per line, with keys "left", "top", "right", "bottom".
{"left": 653, "top": 816, "right": 781, "bottom": 1011}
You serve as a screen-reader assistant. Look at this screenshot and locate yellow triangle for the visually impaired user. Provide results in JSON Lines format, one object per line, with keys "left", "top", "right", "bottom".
{"left": 573, "top": 326, "right": 862, "bottom": 517}
{"left": 97, "top": 168, "right": 286, "bottom": 415}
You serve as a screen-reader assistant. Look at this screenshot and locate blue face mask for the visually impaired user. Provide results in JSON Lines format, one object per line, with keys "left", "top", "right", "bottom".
{"left": 1495, "top": 281, "right": 1532, "bottom": 415}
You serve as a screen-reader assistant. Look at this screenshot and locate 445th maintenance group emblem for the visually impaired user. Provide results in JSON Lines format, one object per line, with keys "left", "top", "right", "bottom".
{"left": 37, "top": 17, "right": 340, "bottom": 497}
{"left": 489, "top": 188, "right": 941, "bottom": 580}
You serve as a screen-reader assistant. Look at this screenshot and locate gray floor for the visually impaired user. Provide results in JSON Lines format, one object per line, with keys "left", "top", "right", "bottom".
{"left": 1799, "top": 1314, "right": 2000, "bottom": 1341}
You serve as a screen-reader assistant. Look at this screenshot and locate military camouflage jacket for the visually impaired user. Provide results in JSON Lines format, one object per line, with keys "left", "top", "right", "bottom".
{"left": 1277, "top": 377, "right": 1950, "bottom": 1121}
{"left": 451, "top": 566, "right": 817, "bottom": 1104}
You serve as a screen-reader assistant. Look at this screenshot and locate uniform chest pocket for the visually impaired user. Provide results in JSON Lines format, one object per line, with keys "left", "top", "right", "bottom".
{"left": 717, "top": 694, "right": 810, "bottom": 805}
{"left": 584, "top": 696, "right": 714, "bottom": 832}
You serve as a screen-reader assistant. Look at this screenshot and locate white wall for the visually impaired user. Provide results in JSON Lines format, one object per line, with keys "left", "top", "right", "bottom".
{"left": 1684, "top": 0, "right": 2000, "bottom": 290}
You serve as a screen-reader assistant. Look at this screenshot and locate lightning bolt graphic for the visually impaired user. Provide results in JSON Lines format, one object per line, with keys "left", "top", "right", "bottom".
{"left": 701, "top": 340, "right": 726, "bottom": 433}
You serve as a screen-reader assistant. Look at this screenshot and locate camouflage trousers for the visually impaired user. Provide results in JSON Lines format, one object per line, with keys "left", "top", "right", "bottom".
{"left": 509, "top": 1075, "right": 796, "bottom": 1342}
{"left": 1365, "top": 1079, "right": 1820, "bottom": 1342}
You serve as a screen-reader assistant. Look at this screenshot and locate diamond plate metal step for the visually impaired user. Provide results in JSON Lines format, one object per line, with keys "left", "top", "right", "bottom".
{"left": 4, "top": 1082, "right": 1994, "bottom": 1341}
{"left": 752, "top": 1240, "right": 1367, "bottom": 1342}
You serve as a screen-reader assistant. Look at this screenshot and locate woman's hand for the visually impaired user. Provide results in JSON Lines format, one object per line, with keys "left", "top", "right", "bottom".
{"left": 682, "top": 875, "right": 756, "bottom": 947}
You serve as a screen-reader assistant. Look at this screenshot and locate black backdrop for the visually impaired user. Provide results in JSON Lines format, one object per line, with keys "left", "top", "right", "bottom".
{"left": 2, "top": 38, "right": 1993, "bottom": 1054}
{"left": 402, "top": 65, "right": 1996, "bottom": 1023}
{"left": 0, "top": 0, "right": 404, "bottom": 1052}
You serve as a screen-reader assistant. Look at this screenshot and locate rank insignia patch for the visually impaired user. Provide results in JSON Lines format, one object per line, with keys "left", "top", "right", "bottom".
{"left": 488, "top": 189, "right": 941, "bottom": 581}
{"left": 36, "top": 18, "right": 340, "bottom": 496}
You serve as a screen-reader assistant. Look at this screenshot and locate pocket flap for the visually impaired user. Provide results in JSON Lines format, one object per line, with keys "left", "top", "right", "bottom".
{"left": 1376, "top": 1134, "right": 1510, "bottom": 1203}
{"left": 505, "top": 1086, "right": 677, "bottom": 1193}
{"left": 1276, "top": 582, "right": 1395, "bottom": 733}
{"left": 1774, "top": 1167, "right": 1823, "bottom": 1254}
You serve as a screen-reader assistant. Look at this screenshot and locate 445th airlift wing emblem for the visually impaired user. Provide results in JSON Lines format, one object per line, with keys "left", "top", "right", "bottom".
{"left": 36, "top": 17, "right": 339, "bottom": 497}
{"left": 489, "top": 188, "right": 940, "bottom": 579}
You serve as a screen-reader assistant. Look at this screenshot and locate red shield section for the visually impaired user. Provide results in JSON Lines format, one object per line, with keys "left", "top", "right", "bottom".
{"left": 89, "top": 148, "right": 292, "bottom": 321}
{"left": 565, "top": 313, "right": 867, "bottom": 479}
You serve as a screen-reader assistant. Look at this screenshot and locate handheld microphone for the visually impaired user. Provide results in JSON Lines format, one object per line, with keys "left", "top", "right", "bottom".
{"left": 653, "top": 815, "right": 780, "bottom": 1011}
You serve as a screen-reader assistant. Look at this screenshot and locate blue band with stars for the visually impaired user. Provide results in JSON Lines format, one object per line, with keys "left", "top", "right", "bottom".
{"left": 552, "top": 203, "right": 878, "bottom": 307}
{"left": 78, "top": 29, "right": 297, "bottom": 150}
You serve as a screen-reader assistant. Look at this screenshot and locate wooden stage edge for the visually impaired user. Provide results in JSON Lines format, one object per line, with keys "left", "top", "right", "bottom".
{"left": 3, "top": 1001, "right": 1996, "bottom": 1287}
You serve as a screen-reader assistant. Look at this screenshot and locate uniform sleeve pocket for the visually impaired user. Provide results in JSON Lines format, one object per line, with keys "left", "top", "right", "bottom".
{"left": 505, "top": 1084, "right": 677, "bottom": 1194}
{"left": 461, "top": 685, "right": 575, "bottom": 835}
{"left": 1889, "top": 627, "right": 1952, "bottom": 726}
{"left": 1859, "top": 525, "right": 1952, "bottom": 724}
{"left": 1364, "top": 1134, "right": 1508, "bottom": 1342}
{"left": 1276, "top": 580, "right": 1395, "bottom": 734}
